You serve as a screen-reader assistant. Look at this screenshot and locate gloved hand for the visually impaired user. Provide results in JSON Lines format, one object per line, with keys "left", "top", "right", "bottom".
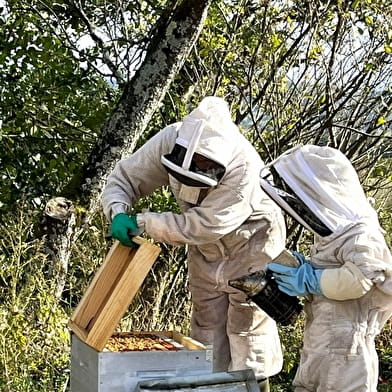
{"left": 267, "top": 262, "right": 323, "bottom": 297}
{"left": 291, "top": 250, "right": 308, "bottom": 265}
{"left": 110, "top": 213, "right": 139, "bottom": 248}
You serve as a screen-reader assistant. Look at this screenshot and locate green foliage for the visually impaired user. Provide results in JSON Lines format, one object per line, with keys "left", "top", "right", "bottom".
{"left": 65, "top": 212, "right": 109, "bottom": 309}
{"left": 181, "top": 0, "right": 392, "bottom": 165}
{"left": 270, "top": 316, "right": 305, "bottom": 391}
{"left": 376, "top": 323, "right": 392, "bottom": 389}
{"left": 0, "top": 1, "right": 116, "bottom": 212}
{"left": 2, "top": 204, "right": 391, "bottom": 390}
{"left": 0, "top": 209, "right": 70, "bottom": 391}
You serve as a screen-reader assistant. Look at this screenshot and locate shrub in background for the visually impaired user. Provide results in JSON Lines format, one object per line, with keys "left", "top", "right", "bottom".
{"left": 0, "top": 210, "right": 69, "bottom": 392}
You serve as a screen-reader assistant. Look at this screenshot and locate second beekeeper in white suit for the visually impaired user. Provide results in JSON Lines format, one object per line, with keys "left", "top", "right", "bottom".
{"left": 260, "top": 144, "right": 392, "bottom": 392}
{"left": 101, "top": 96, "right": 286, "bottom": 391}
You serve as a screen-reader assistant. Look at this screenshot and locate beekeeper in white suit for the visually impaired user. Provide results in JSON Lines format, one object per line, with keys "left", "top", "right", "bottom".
{"left": 259, "top": 144, "right": 392, "bottom": 392}
{"left": 101, "top": 96, "right": 286, "bottom": 391}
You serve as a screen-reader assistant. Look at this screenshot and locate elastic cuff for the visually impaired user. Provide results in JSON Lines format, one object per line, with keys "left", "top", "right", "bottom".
{"left": 136, "top": 213, "right": 146, "bottom": 230}
{"left": 314, "top": 268, "right": 324, "bottom": 295}
{"left": 110, "top": 203, "right": 128, "bottom": 220}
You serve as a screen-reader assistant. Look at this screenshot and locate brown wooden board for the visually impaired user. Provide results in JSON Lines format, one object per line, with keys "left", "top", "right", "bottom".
{"left": 68, "top": 237, "right": 160, "bottom": 351}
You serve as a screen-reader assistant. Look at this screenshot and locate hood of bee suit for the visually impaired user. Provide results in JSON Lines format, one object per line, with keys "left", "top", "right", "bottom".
{"left": 161, "top": 96, "right": 242, "bottom": 187}
{"left": 260, "top": 144, "right": 381, "bottom": 236}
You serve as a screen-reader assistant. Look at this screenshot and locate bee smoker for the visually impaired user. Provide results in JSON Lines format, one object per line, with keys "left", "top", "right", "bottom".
{"left": 229, "top": 250, "right": 303, "bottom": 326}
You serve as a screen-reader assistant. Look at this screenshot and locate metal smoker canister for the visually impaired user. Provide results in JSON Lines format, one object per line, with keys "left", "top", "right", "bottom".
{"left": 229, "top": 250, "right": 303, "bottom": 326}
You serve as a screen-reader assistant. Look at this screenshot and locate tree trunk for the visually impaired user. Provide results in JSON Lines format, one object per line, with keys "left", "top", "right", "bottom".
{"left": 43, "top": 0, "right": 212, "bottom": 298}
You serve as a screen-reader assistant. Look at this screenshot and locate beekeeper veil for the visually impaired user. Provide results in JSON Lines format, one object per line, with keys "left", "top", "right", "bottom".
{"left": 161, "top": 97, "right": 239, "bottom": 187}
{"left": 260, "top": 145, "right": 381, "bottom": 237}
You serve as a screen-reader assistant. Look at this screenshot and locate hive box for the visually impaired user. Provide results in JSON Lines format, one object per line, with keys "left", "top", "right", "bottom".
{"left": 68, "top": 238, "right": 212, "bottom": 392}
{"left": 70, "top": 331, "right": 213, "bottom": 392}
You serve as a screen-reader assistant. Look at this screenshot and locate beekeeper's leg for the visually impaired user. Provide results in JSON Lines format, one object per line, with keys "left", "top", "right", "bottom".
{"left": 293, "top": 296, "right": 380, "bottom": 392}
{"left": 227, "top": 288, "right": 283, "bottom": 380}
{"left": 190, "top": 284, "right": 231, "bottom": 372}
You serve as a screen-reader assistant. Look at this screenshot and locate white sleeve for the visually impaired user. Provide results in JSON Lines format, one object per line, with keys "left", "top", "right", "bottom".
{"left": 101, "top": 125, "right": 178, "bottom": 221}
{"left": 109, "top": 203, "right": 128, "bottom": 220}
{"left": 320, "top": 261, "right": 373, "bottom": 300}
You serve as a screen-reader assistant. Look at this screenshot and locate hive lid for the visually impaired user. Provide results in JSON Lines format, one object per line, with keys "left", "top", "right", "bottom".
{"left": 68, "top": 236, "right": 161, "bottom": 351}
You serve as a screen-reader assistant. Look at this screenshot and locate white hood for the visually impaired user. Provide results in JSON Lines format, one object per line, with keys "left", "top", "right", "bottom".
{"left": 180, "top": 96, "right": 240, "bottom": 165}
{"left": 267, "top": 145, "right": 381, "bottom": 235}
{"left": 161, "top": 96, "right": 241, "bottom": 187}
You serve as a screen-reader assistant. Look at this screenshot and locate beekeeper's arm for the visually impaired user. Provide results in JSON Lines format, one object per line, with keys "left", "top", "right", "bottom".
{"left": 102, "top": 125, "right": 263, "bottom": 247}
{"left": 318, "top": 261, "right": 373, "bottom": 300}
{"left": 101, "top": 124, "right": 178, "bottom": 220}
{"left": 267, "top": 252, "right": 373, "bottom": 300}
{"left": 101, "top": 125, "right": 177, "bottom": 246}
{"left": 136, "top": 161, "right": 258, "bottom": 246}
{"left": 338, "top": 231, "right": 392, "bottom": 296}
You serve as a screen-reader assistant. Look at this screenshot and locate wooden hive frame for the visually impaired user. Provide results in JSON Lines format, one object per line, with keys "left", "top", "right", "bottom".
{"left": 68, "top": 237, "right": 161, "bottom": 351}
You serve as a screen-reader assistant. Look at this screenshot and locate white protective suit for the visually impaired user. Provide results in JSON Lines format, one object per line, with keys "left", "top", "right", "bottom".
{"left": 101, "top": 97, "right": 286, "bottom": 379}
{"left": 260, "top": 145, "right": 392, "bottom": 392}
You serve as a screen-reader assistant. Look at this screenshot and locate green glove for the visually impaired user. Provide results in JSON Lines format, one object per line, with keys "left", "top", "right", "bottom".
{"left": 110, "top": 213, "right": 139, "bottom": 248}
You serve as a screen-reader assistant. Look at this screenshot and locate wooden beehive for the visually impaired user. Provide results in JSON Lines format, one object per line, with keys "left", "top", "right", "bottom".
{"left": 68, "top": 237, "right": 161, "bottom": 351}
{"left": 68, "top": 237, "right": 213, "bottom": 392}
{"left": 70, "top": 331, "right": 213, "bottom": 392}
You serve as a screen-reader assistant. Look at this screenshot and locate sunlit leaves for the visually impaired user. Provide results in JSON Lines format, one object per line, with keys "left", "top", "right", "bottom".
{"left": 377, "top": 117, "right": 386, "bottom": 125}
{"left": 0, "top": 1, "right": 116, "bottom": 210}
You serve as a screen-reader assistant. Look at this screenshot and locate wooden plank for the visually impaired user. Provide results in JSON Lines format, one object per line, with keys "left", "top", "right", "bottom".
{"left": 68, "top": 320, "right": 88, "bottom": 341}
{"left": 68, "top": 237, "right": 160, "bottom": 351}
{"left": 171, "top": 330, "right": 207, "bottom": 350}
{"left": 70, "top": 241, "right": 133, "bottom": 329}
{"left": 85, "top": 240, "right": 160, "bottom": 350}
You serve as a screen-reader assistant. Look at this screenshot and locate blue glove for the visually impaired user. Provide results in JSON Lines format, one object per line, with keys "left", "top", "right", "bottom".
{"left": 291, "top": 250, "right": 308, "bottom": 265}
{"left": 110, "top": 213, "right": 139, "bottom": 248}
{"left": 267, "top": 262, "right": 323, "bottom": 297}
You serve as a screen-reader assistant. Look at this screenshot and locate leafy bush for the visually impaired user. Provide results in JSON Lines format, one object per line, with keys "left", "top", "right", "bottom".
{"left": 376, "top": 322, "right": 392, "bottom": 389}
{"left": 0, "top": 210, "right": 70, "bottom": 391}
{"left": 269, "top": 316, "right": 304, "bottom": 391}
